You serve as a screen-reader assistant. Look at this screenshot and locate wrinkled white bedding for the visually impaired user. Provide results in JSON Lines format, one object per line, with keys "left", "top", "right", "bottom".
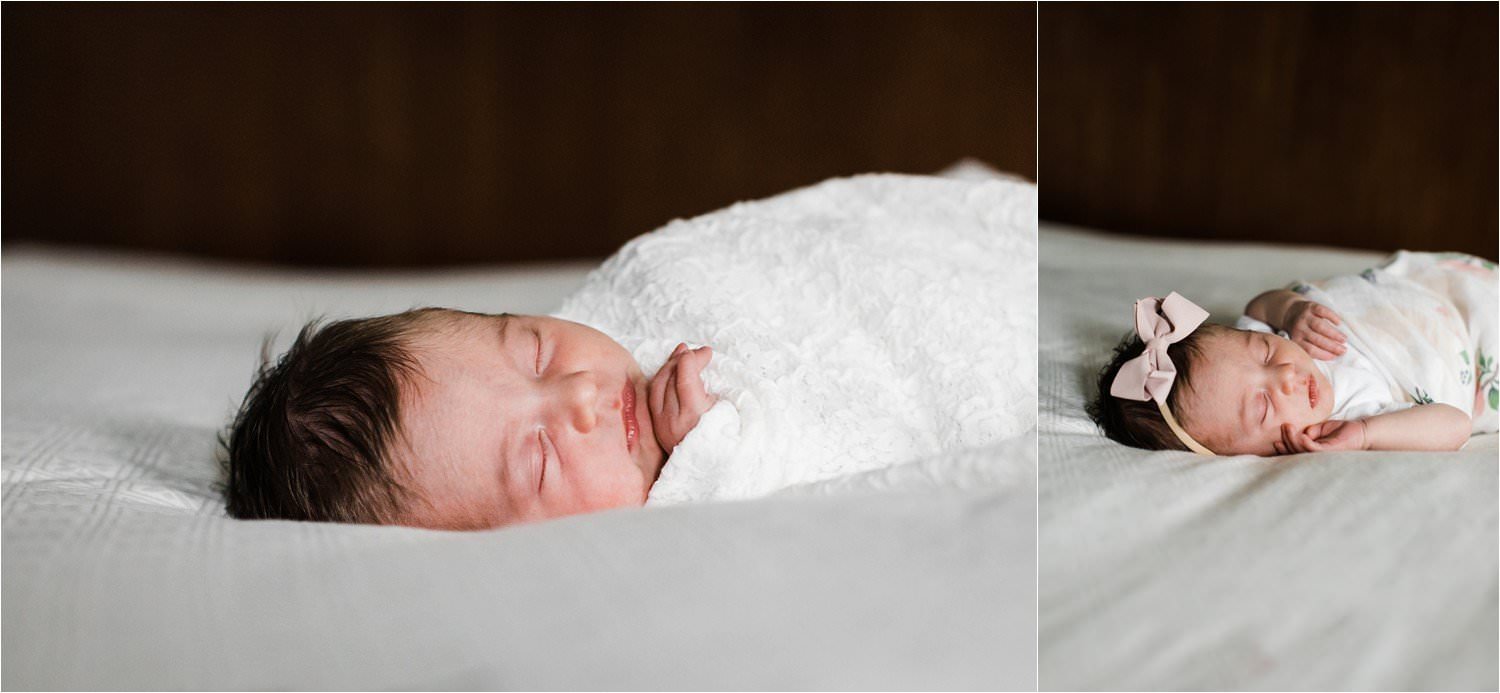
{"left": 556, "top": 174, "right": 1037, "bottom": 503}
{"left": 1, "top": 173, "right": 1036, "bottom": 690}
{"left": 1039, "top": 225, "right": 1498, "bottom": 691}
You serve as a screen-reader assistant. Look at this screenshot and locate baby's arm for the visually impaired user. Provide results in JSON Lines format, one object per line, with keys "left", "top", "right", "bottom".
{"left": 1245, "top": 289, "right": 1347, "bottom": 360}
{"left": 1362, "top": 404, "right": 1471, "bottom": 451}
{"left": 1280, "top": 404, "right": 1471, "bottom": 453}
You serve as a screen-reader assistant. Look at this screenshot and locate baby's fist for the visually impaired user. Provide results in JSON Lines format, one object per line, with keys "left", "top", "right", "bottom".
{"left": 1273, "top": 419, "right": 1368, "bottom": 455}
{"left": 647, "top": 343, "right": 717, "bottom": 454}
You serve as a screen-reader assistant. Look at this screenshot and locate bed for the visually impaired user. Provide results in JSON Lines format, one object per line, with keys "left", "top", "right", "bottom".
{"left": 1, "top": 183, "right": 1036, "bottom": 689}
{"left": 1038, "top": 224, "right": 1498, "bottom": 691}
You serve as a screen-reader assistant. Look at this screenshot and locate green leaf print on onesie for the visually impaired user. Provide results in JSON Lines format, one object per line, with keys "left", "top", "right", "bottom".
{"left": 1476, "top": 348, "right": 1497, "bottom": 412}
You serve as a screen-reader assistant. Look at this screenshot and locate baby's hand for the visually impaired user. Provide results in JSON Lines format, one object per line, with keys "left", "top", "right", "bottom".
{"left": 647, "top": 343, "right": 717, "bottom": 454}
{"left": 1283, "top": 299, "right": 1347, "bottom": 360}
{"left": 1274, "top": 420, "right": 1368, "bottom": 455}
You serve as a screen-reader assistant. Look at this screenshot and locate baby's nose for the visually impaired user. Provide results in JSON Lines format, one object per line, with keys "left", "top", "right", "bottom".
{"left": 1277, "top": 365, "right": 1298, "bottom": 394}
{"left": 561, "top": 373, "right": 599, "bottom": 433}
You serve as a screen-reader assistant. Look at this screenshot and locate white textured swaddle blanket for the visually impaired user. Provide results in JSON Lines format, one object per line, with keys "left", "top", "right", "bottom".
{"left": 554, "top": 174, "right": 1036, "bottom": 504}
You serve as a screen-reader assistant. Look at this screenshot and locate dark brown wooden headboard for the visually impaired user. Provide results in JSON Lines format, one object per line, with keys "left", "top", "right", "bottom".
{"left": 3, "top": 3, "right": 1036, "bottom": 267}
{"left": 1040, "top": 3, "right": 1497, "bottom": 260}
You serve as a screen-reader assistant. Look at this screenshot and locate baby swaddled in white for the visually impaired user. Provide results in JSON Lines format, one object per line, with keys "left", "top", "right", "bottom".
{"left": 222, "top": 170, "right": 1033, "bottom": 531}
{"left": 555, "top": 173, "right": 1037, "bottom": 504}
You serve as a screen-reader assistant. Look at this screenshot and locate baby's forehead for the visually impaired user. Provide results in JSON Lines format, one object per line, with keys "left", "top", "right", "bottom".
{"left": 1202, "top": 325, "right": 1255, "bottom": 350}
{"left": 401, "top": 311, "right": 507, "bottom": 355}
{"left": 396, "top": 317, "right": 506, "bottom": 405}
{"left": 1180, "top": 329, "right": 1256, "bottom": 395}
{"left": 1191, "top": 328, "right": 1270, "bottom": 372}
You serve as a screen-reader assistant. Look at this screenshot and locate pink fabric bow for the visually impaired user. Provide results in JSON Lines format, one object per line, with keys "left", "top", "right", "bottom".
{"left": 1109, "top": 292, "right": 1210, "bottom": 404}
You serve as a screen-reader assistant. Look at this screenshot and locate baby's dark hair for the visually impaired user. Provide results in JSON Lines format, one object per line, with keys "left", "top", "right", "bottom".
{"left": 1085, "top": 323, "right": 1224, "bottom": 451}
{"left": 221, "top": 308, "right": 447, "bottom": 525}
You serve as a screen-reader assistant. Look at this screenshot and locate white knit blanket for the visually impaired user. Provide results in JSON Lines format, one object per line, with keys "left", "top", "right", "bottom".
{"left": 554, "top": 173, "right": 1037, "bottom": 504}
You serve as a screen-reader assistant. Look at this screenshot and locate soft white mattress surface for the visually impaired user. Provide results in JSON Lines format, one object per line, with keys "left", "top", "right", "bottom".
{"left": 1038, "top": 225, "right": 1498, "bottom": 691}
{"left": 2, "top": 184, "right": 1035, "bottom": 689}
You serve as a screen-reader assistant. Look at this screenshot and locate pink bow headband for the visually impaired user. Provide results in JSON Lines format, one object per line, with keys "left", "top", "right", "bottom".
{"left": 1109, "top": 292, "right": 1216, "bottom": 456}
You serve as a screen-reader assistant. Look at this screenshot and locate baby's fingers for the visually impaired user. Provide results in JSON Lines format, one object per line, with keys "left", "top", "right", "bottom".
{"left": 1311, "top": 304, "right": 1343, "bottom": 326}
{"left": 1299, "top": 332, "right": 1344, "bottom": 360}
{"left": 1311, "top": 318, "right": 1347, "bottom": 345}
{"left": 679, "top": 345, "right": 713, "bottom": 375}
{"left": 1299, "top": 342, "right": 1338, "bottom": 361}
{"left": 648, "top": 361, "right": 670, "bottom": 419}
{"left": 1280, "top": 423, "right": 1317, "bottom": 453}
{"left": 1304, "top": 420, "right": 1336, "bottom": 441}
{"left": 1280, "top": 424, "right": 1300, "bottom": 454}
{"left": 673, "top": 348, "right": 714, "bottom": 411}
{"left": 1294, "top": 427, "right": 1324, "bottom": 452}
{"left": 663, "top": 364, "right": 681, "bottom": 420}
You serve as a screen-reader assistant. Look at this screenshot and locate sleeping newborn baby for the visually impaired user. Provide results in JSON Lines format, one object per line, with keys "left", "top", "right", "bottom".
{"left": 1089, "top": 251, "right": 1498, "bottom": 456}
{"left": 224, "top": 173, "right": 1037, "bottom": 529}
{"left": 224, "top": 309, "right": 715, "bottom": 529}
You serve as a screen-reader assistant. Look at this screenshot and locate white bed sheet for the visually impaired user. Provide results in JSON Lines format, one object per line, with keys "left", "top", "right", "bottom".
{"left": 2, "top": 244, "right": 1035, "bottom": 690}
{"left": 1038, "top": 224, "right": 1497, "bottom": 691}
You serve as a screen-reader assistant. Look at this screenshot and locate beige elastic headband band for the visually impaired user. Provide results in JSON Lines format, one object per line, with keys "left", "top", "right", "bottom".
{"left": 1155, "top": 399, "right": 1215, "bottom": 456}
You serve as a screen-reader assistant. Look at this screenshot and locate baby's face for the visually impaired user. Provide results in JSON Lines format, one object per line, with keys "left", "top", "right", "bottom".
{"left": 1176, "top": 328, "right": 1335, "bottom": 456}
{"left": 395, "top": 312, "right": 665, "bottom": 529}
